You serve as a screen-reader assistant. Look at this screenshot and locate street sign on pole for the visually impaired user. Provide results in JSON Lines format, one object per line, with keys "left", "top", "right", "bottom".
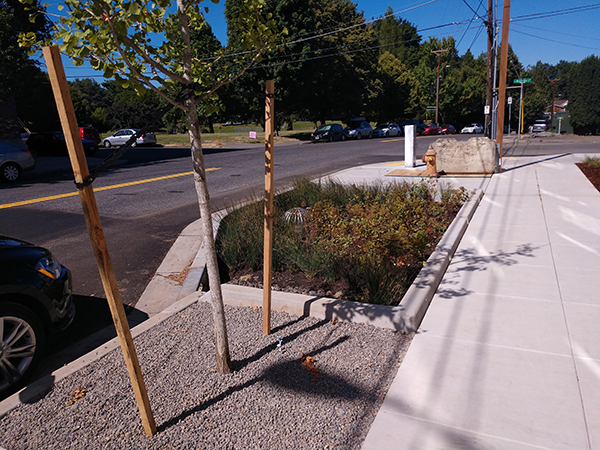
{"left": 513, "top": 78, "right": 532, "bottom": 84}
{"left": 508, "top": 97, "right": 512, "bottom": 105}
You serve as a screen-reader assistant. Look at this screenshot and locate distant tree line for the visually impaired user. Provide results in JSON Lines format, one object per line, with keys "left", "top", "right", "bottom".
{"left": 2, "top": 0, "right": 599, "bottom": 136}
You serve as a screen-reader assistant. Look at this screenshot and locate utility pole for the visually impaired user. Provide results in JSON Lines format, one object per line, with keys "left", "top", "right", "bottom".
{"left": 485, "top": 0, "right": 494, "bottom": 137}
{"left": 431, "top": 48, "right": 448, "bottom": 125}
{"left": 496, "top": 0, "right": 511, "bottom": 172}
{"left": 550, "top": 78, "right": 560, "bottom": 130}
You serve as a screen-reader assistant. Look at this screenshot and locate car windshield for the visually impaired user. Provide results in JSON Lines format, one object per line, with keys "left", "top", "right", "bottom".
{"left": 376, "top": 124, "right": 389, "bottom": 129}
{"left": 317, "top": 125, "right": 331, "bottom": 131}
{"left": 348, "top": 122, "right": 362, "bottom": 130}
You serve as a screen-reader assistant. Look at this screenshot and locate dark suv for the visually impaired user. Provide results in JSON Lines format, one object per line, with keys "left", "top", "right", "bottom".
{"left": 26, "top": 131, "right": 98, "bottom": 157}
{"left": 400, "top": 120, "right": 425, "bottom": 136}
{"left": 311, "top": 123, "right": 346, "bottom": 142}
{"left": 0, "top": 236, "right": 75, "bottom": 395}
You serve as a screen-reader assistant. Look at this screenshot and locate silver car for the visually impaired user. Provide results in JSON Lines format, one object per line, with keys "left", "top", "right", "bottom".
{"left": 0, "top": 140, "right": 36, "bottom": 182}
{"left": 373, "top": 123, "right": 401, "bottom": 138}
{"left": 460, "top": 123, "right": 484, "bottom": 134}
{"left": 345, "top": 121, "right": 373, "bottom": 140}
{"left": 102, "top": 128, "right": 157, "bottom": 148}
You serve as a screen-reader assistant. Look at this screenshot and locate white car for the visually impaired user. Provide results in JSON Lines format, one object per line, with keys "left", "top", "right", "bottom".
{"left": 102, "top": 129, "right": 157, "bottom": 148}
{"left": 461, "top": 123, "right": 484, "bottom": 134}
{"left": 1, "top": 140, "right": 36, "bottom": 182}
{"left": 373, "top": 123, "right": 401, "bottom": 138}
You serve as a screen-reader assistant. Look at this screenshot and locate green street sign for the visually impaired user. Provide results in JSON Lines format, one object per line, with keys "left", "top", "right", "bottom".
{"left": 513, "top": 78, "right": 532, "bottom": 84}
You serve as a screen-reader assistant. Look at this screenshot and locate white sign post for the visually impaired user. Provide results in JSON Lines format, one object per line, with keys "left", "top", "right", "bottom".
{"left": 507, "top": 97, "right": 512, "bottom": 135}
{"left": 404, "top": 125, "right": 416, "bottom": 168}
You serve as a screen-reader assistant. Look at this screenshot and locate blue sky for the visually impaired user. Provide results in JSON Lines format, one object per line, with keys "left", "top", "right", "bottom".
{"left": 49, "top": 0, "right": 600, "bottom": 79}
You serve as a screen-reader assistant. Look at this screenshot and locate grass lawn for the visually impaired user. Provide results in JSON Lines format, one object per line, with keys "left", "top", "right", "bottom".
{"left": 136, "top": 121, "right": 350, "bottom": 146}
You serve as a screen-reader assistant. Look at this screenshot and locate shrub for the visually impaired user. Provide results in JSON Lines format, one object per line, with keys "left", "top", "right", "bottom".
{"left": 582, "top": 156, "right": 600, "bottom": 168}
{"left": 216, "top": 179, "right": 468, "bottom": 305}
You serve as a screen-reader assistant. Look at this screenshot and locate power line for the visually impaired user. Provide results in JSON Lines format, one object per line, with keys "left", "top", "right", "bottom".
{"left": 511, "top": 28, "right": 600, "bottom": 52}
{"left": 250, "top": 23, "right": 482, "bottom": 71}
{"left": 466, "top": 23, "right": 485, "bottom": 53}
{"left": 512, "top": 22, "right": 600, "bottom": 42}
{"left": 509, "top": 3, "right": 600, "bottom": 22}
{"left": 460, "top": 0, "right": 483, "bottom": 19}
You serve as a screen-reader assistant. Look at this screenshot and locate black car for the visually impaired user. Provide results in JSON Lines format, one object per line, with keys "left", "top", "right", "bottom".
{"left": 399, "top": 120, "right": 425, "bottom": 136}
{"left": 0, "top": 236, "right": 75, "bottom": 395}
{"left": 26, "top": 131, "right": 98, "bottom": 157}
{"left": 311, "top": 124, "right": 346, "bottom": 143}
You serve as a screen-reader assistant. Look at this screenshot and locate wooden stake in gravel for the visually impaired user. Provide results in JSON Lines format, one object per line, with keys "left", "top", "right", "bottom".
{"left": 43, "top": 46, "right": 157, "bottom": 437}
{"left": 263, "top": 80, "right": 275, "bottom": 335}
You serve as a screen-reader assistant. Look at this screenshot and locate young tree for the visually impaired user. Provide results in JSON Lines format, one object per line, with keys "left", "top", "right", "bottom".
{"left": 21, "top": 0, "right": 283, "bottom": 373}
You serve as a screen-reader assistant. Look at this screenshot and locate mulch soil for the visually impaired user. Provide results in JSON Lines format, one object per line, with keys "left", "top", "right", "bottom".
{"left": 229, "top": 268, "right": 353, "bottom": 300}
{"left": 576, "top": 162, "right": 600, "bottom": 193}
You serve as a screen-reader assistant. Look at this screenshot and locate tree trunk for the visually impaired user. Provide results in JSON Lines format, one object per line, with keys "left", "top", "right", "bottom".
{"left": 185, "top": 103, "right": 232, "bottom": 374}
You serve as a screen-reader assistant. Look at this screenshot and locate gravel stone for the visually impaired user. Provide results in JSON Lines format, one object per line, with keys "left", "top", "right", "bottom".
{"left": 0, "top": 301, "right": 412, "bottom": 450}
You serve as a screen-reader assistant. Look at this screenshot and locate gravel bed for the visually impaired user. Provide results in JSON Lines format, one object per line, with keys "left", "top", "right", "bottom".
{"left": 1, "top": 300, "right": 412, "bottom": 450}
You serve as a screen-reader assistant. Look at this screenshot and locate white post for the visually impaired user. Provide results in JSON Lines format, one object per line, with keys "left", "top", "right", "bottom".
{"left": 404, "top": 125, "right": 416, "bottom": 168}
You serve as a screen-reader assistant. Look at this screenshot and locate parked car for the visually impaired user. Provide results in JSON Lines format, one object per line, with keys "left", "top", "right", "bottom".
{"left": 532, "top": 119, "right": 549, "bottom": 133}
{"left": 26, "top": 132, "right": 98, "bottom": 157}
{"left": 423, "top": 124, "right": 440, "bottom": 135}
{"left": 79, "top": 126, "right": 101, "bottom": 144}
{"left": 345, "top": 121, "right": 373, "bottom": 140}
{"left": 0, "top": 139, "right": 36, "bottom": 182}
{"left": 102, "top": 129, "right": 157, "bottom": 148}
{"left": 373, "top": 123, "right": 401, "bottom": 138}
{"left": 399, "top": 120, "right": 425, "bottom": 136}
{"left": 439, "top": 124, "right": 456, "bottom": 135}
{"left": 0, "top": 235, "right": 75, "bottom": 395}
{"left": 461, "top": 123, "right": 484, "bottom": 134}
{"left": 311, "top": 124, "right": 346, "bottom": 143}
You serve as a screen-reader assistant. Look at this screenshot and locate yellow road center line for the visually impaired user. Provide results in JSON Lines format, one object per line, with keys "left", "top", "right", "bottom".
{"left": 0, "top": 168, "right": 219, "bottom": 210}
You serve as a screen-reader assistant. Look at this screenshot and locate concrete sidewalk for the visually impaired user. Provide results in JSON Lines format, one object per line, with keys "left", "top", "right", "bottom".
{"left": 362, "top": 153, "right": 600, "bottom": 450}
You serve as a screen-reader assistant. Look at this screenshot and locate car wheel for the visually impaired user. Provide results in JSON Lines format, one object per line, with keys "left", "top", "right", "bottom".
{"left": 368, "top": 132, "right": 372, "bottom": 139}
{"left": 342, "top": 134, "right": 346, "bottom": 141}
{"left": 328, "top": 136, "right": 333, "bottom": 143}
{"left": 0, "top": 303, "right": 46, "bottom": 394}
{"left": 385, "top": 131, "right": 389, "bottom": 137}
{"left": 356, "top": 133, "right": 361, "bottom": 140}
{"left": 1, "top": 163, "right": 21, "bottom": 182}
{"left": 103, "top": 140, "right": 112, "bottom": 148}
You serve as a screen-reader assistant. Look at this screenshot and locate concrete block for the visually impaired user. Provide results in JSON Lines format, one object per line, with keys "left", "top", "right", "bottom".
{"left": 433, "top": 137, "right": 496, "bottom": 174}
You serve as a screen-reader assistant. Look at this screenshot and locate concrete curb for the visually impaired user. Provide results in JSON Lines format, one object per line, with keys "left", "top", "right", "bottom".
{"left": 398, "top": 188, "right": 483, "bottom": 332}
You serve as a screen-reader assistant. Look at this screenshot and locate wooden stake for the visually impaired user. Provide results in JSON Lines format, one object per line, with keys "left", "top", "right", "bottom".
{"left": 495, "top": 0, "right": 511, "bottom": 173}
{"left": 43, "top": 46, "right": 157, "bottom": 436}
{"left": 263, "top": 80, "right": 275, "bottom": 335}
